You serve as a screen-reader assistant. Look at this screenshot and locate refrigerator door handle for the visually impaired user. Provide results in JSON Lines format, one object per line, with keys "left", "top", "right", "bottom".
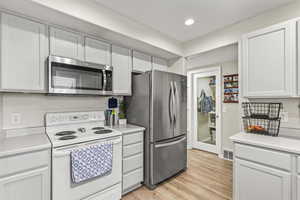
{"left": 171, "top": 81, "right": 176, "bottom": 124}
{"left": 155, "top": 136, "right": 186, "bottom": 148}
{"left": 169, "top": 82, "right": 174, "bottom": 124}
{"left": 173, "top": 81, "right": 178, "bottom": 125}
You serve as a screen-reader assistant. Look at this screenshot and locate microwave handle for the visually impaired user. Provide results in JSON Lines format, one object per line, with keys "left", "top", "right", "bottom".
{"left": 103, "top": 69, "right": 107, "bottom": 90}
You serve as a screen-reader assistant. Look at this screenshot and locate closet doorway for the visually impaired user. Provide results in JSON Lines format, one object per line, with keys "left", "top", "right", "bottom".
{"left": 192, "top": 67, "right": 221, "bottom": 154}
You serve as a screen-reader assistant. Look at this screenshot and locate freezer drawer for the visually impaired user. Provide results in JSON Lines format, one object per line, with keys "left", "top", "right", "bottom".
{"left": 151, "top": 136, "right": 187, "bottom": 185}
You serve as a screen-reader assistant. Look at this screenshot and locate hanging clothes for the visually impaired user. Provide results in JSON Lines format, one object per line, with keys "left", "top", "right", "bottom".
{"left": 198, "top": 89, "right": 213, "bottom": 113}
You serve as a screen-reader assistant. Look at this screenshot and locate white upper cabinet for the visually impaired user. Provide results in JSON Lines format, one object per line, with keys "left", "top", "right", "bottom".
{"left": 0, "top": 13, "right": 48, "bottom": 92}
{"left": 112, "top": 45, "right": 132, "bottom": 95}
{"left": 84, "top": 37, "right": 111, "bottom": 65}
{"left": 297, "top": 20, "right": 300, "bottom": 96}
{"left": 241, "top": 21, "right": 296, "bottom": 98}
{"left": 49, "top": 27, "right": 84, "bottom": 60}
{"left": 132, "top": 51, "right": 152, "bottom": 72}
{"left": 152, "top": 57, "right": 168, "bottom": 72}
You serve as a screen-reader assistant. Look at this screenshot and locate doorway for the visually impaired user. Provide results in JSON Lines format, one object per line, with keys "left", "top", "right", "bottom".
{"left": 191, "top": 67, "right": 221, "bottom": 154}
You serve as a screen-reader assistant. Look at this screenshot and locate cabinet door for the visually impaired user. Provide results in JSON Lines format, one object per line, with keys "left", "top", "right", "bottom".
{"left": 0, "top": 167, "right": 50, "bottom": 200}
{"left": 235, "top": 158, "right": 291, "bottom": 200}
{"left": 49, "top": 27, "right": 84, "bottom": 60}
{"left": 84, "top": 37, "right": 111, "bottom": 65}
{"left": 0, "top": 13, "right": 47, "bottom": 91}
{"left": 132, "top": 51, "right": 152, "bottom": 72}
{"left": 112, "top": 45, "right": 132, "bottom": 95}
{"left": 242, "top": 22, "right": 295, "bottom": 97}
{"left": 297, "top": 20, "right": 300, "bottom": 96}
{"left": 152, "top": 57, "right": 168, "bottom": 72}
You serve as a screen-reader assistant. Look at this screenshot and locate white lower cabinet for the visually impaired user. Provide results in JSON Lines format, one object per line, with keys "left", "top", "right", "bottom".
{"left": 0, "top": 150, "right": 51, "bottom": 200}
{"left": 122, "top": 131, "right": 144, "bottom": 195}
{"left": 233, "top": 143, "right": 293, "bottom": 200}
{"left": 235, "top": 158, "right": 291, "bottom": 200}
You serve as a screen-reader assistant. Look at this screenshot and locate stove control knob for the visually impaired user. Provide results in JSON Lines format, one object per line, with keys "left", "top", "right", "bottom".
{"left": 78, "top": 128, "right": 86, "bottom": 133}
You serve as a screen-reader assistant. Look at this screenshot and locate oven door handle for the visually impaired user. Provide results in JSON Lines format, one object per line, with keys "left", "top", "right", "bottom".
{"left": 53, "top": 138, "right": 122, "bottom": 158}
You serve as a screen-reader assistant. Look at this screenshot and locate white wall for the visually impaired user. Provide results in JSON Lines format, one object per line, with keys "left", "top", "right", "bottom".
{"left": 1, "top": 94, "right": 109, "bottom": 130}
{"left": 221, "top": 61, "right": 240, "bottom": 150}
{"left": 183, "top": 0, "right": 300, "bottom": 56}
{"left": 168, "top": 57, "right": 187, "bottom": 75}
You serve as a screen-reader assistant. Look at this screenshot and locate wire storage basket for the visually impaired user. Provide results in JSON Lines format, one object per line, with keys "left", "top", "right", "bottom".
{"left": 242, "top": 102, "right": 282, "bottom": 137}
{"left": 242, "top": 117, "right": 281, "bottom": 136}
{"left": 242, "top": 102, "right": 282, "bottom": 119}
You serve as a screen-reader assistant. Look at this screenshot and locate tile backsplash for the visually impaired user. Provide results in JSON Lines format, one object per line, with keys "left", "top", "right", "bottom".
{"left": 0, "top": 93, "right": 110, "bottom": 130}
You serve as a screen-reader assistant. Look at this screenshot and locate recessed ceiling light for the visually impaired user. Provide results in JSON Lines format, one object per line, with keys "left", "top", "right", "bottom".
{"left": 185, "top": 18, "right": 195, "bottom": 26}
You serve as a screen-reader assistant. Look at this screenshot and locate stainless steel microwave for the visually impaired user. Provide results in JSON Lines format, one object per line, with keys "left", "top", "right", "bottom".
{"left": 48, "top": 55, "right": 113, "bottom": 95}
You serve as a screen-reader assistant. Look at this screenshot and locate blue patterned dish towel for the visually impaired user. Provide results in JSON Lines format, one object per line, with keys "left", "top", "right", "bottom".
{"left": 70, "top": 142, "right": 113, "bottom": 184}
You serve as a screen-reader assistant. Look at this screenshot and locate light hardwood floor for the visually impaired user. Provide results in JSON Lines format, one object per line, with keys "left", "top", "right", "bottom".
{"left": 122, "top": 149, "right": 233, "bottom": 200}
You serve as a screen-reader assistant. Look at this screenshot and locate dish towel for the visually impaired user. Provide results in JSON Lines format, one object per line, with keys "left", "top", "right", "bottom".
{"left": 70, "top": 142, "right": 113, "bottom": 184}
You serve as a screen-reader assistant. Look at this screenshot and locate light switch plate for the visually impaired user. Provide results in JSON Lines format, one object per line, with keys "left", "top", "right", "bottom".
{"left": 280, "top": 112, "right": 288, "bottom": 123}
{"left": 11, "top": 113, "right": 21, "bottom": 125}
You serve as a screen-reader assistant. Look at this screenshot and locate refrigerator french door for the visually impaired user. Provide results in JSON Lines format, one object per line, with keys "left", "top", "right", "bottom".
{"left": 125, "top": 70, "right": 187, "bottom": 189}
{"left": 150, "top": 71, "right": 187, "bottom": 186}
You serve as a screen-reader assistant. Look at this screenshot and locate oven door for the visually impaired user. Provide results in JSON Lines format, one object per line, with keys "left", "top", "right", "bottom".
{"left": 52, "top": 136, "right": 122, "bottom": 200}
{"left": 48, "top": 56, "right": 113, "bottom": 95}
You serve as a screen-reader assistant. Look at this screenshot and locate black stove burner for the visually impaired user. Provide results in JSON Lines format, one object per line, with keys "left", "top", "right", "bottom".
{"left": 55, "top": 131, "right": 76, "bottom": 136}
{"left": 94, "top": 129, "right": 113, "bottom": 134}
{"left": 58, "top": 135, "right": 77, "bottom": 140}
{"left": 91, "top": 127, "right": 105, "bottom": 130}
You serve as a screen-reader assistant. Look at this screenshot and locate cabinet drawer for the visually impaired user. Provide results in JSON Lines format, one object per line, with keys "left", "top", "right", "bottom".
{"left": 123, "top": 142, "right": 143, "bottom": 158}
{"left": 123, "top": 168, "right": 143, "bottom": 191}
{"left": 235, "top": 144, "right": 291, "bottom": 171}
{"left": 0, "top": 150, "right": 50, "bottom": 177}
{"left": 123, "top": 132, "right": 143, "bottom": 145}
{"left": 123, "top": 153, "right": 143, "bottom": 174}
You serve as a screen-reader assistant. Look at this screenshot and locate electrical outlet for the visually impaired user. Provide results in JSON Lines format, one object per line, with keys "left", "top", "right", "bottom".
{"left": 280, "top": 112, "right": 288, "bottom": 123}
{"left": 11, "top": 113, "right": 21, "bottom": 125}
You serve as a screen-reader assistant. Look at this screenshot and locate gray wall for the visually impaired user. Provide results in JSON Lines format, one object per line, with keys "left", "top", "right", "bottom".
{"left": 187, "top": 44, "right": 240, "bottom": 151}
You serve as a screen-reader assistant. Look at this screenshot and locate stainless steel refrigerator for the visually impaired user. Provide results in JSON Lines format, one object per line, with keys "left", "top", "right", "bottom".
{"left": 125, "top": 70, "right": 187, "bottom": 189}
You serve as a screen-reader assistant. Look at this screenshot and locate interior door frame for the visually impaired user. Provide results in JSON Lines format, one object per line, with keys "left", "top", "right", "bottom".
{"left": 187, "top": 66, "right": 222, "bottom": 157}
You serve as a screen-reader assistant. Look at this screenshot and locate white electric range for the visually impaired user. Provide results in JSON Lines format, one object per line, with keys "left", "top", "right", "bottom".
{"left": 45, "top": 111, "right": 122, "bottom": 200}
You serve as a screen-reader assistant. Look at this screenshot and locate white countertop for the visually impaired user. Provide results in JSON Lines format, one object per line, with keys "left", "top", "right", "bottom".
{"left": 112, "top": 124, "right": 145, "bottom": 135}
{"left": 230, "top": 132, "right": 300, "bottom": 154}
{"left": 0, "top": 131, "right": 51, "bottom": 158}
{"left": 0, "top": 124, "right": 144, "bottom": 158}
